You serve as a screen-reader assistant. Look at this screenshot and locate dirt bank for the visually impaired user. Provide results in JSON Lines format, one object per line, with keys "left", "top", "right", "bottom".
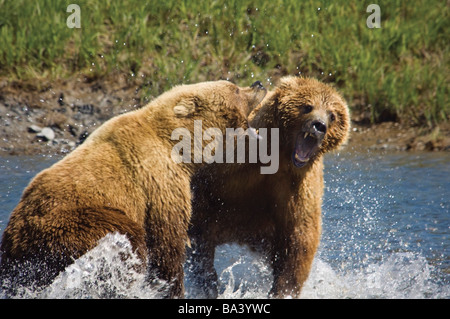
{"left": 1, "top": 76, "right": 449, "bottom": 156}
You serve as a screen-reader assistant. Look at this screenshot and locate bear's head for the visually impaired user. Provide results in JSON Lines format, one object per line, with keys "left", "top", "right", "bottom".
{"left": 172, "top": 80, "right": 267, "bottom": 129}
{"left": 250, "top": 76, "right": 350, "bottom": 168}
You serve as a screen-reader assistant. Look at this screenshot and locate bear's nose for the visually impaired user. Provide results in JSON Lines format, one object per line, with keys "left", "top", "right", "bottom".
{"left": 312, "top": 120, "right": 327, "bottom": 136}
{"left": 250, "top": 81, "right": 265, "bottom": 90}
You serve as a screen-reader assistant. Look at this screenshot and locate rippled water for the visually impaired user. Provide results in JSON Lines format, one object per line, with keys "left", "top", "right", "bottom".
{"left": 0, "top": 150, "right": 448, "bottom": 298}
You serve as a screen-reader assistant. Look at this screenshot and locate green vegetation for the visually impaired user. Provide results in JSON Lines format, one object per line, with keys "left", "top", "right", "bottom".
{"left": 0, "top": 0, "right": 448, "bottom": 126}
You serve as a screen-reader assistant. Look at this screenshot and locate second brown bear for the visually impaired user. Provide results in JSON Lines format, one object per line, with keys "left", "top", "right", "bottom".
{"left": 189, "top": 76, "right": 350, "bottom": 298}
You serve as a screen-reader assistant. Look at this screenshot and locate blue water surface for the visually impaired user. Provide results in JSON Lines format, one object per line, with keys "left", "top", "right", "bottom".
{"left": 0, "top": 150, "right": 448, "bottom": 298}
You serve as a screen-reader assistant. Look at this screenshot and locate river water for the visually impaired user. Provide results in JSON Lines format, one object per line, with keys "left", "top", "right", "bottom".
{"left": 0, "top": 150, "right": 448, "bottom": 298}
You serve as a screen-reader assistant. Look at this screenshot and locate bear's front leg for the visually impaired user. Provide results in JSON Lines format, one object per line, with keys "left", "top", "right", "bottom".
{"left": 269, "top": 227, "right": 319, "bottom": 298}
{"left": 144, "top": 175, "right": 193, "bottom": 298}
{"left": 145, "top": 218, "right": 188, "bottom": 298}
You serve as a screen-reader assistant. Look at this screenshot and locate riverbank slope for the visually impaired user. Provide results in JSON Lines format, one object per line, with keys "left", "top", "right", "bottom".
{"left": 1, "top": 75, "right": 448, "bottom": 156}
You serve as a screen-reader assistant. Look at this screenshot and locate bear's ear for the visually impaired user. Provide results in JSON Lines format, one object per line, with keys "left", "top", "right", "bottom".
{"left": 278, "top": 76, "right": 299, "bottom": 90}
{"left": 173, "top": 99, "right": 196, "bottom": 117}
{"left": 278, "top": 75, "right": 311, "bottom": 90}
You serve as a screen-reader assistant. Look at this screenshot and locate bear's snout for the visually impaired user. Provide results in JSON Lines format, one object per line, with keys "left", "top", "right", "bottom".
{"left": 302, "top": 118, "right": 327, "bottom": 141}
{"left": 250, "top": 81, "right": 265, "bottom": 90}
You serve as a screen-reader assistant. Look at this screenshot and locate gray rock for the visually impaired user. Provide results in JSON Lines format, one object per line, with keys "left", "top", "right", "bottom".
{"left": 37, "top": 127, "right": 55, "bottom": 141}
{"left": 28, "top": 125, "right": 43, "bottom": 133}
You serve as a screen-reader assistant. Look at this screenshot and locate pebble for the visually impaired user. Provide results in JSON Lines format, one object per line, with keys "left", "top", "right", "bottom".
{"left": 28, "top": 125, "right": 43, "bottom": 133}
{"left": 36, "top": 127, "right": 55, "bottom": 141}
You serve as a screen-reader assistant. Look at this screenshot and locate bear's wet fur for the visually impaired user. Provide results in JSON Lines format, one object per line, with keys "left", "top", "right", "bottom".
{"left": 189, "top": 76, "right": 350, "bottom": 298}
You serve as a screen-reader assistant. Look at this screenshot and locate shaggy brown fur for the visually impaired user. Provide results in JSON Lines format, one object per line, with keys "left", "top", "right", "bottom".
{"left": 0, "top": 80, "right": 266, "bottom": 298}
{"left": 189, "top": 76, "right": 350, "bottom": 298}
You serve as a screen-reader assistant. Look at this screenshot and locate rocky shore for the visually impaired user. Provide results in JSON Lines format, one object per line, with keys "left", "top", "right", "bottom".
{"left": 1, "top": 76, "right": 449, "bottom": 156}
{"left": 0, "top": 75, "right": 145, "bottom": 156}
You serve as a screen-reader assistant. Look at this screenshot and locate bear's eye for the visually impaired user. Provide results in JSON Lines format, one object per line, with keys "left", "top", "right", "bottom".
{"left": 302, "top": 104, "right": 313, "bottom": 114}
{"left": 329, "top": 112, "right": 336, "bottom": 122}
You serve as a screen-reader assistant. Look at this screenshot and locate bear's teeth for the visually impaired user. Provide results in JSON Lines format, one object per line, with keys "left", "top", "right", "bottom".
{"left": 295, "top": 153, "right": 308, "bottom": 162}
{"left": 304, "top": 132, "right": 310, "bottom": 139}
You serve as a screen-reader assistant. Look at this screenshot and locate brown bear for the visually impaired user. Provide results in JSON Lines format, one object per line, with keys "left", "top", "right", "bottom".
{"left": 189, "top": 76, "right": 350, "bottom": 298}
{"left": 0, "top": 80, "right": 267, "bottom": 298}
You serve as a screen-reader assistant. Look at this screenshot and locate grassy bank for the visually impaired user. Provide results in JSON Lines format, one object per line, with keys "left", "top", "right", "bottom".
{"left": 0, "top": 0, "right": 448, "bottom": 126}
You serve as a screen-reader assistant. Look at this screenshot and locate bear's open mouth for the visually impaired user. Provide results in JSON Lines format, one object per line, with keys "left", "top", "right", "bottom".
{"left": 292, "top": 132, "right": 320, "bottom": 168}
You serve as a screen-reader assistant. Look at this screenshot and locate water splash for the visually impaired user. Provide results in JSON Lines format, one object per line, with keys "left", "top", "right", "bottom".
{"left": 211, "top": 244, "right": 449, "bottom": 299}
{"left": 41, "top": 233, "right": 160, "bottom": 299}
{"left": 5, "top": 233, "right": 166, "bottom": 299}
{"left": 2, "top": 235, "right": 447, "bottom": 299}
{"left": 302, "top": 252, "right": 449, "bottom": 299}
{"left": 214, "top": 244, "right": 273, "bottom": 299}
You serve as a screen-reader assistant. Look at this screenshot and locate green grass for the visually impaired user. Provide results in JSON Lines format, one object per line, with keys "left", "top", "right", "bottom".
{"left": 0, "top": 0, "right": 448, "bottom": 126}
